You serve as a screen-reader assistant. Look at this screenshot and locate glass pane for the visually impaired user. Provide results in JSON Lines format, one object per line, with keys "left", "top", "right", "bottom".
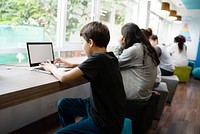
{"left": 148, "top": 13, "right": 159, "bottom": 35}
{"left": 99, "top": 0, "right": 138, "bottom": 50}
{"left": 150, "top": 0, "right": 161, "bottom": 14}
{"left": 0, "top": 52, "right": 28, "bottom": 64}
{"left": 66, "top": 0, "right": 91, "bottom": 42}
{"left": 0, "top": 26, "right": 45, "bottom": 48}
{"left": 0, "top": 0, "right": 58, "bottom": 64}
{"left": 60, "top": 0, "right": 91, "bottom": 58}
{"left": 0, "top": 0, "right": 57, "bottom": 47}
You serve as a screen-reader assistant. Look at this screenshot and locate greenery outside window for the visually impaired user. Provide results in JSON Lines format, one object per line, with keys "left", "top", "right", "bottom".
{"left": 99, "top": 0, "right": 138, "bottom": 50}
{"left": 0, "top": 0, "right": 57, "bottom": 64}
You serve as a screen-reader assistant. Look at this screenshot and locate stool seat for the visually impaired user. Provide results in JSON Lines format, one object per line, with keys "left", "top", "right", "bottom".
{"left": 174, "top": 66, "right": 192, "bottom": 82}
{"left": 161, "top": 75, "right": 179, "bottom": 103}
{"left": 125, "top": 92, "right": 160, "bottom": 134}
{"left": 121, "top": 118, "right": 132, "bottom": 134}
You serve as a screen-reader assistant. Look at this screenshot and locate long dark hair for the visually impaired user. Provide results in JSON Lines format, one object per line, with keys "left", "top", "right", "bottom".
{"left": 174, "top": 35, "right": 186, "bottom": 52}
{"left": 121, "top": 23, "right": 160, "bottom": 66}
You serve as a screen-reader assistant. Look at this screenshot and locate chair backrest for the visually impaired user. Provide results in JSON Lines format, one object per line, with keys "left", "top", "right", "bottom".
{"left": 125, "top": 92, "right": 160, "bottom": 134}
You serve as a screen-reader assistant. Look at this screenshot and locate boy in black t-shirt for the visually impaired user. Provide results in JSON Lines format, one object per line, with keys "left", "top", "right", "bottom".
{"left": 41, "top": 21, "right": 126, "bottom": 134}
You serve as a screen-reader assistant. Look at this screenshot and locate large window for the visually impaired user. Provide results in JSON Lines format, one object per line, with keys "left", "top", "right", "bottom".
{"left": 148, "top": 0, "right": 172, "bottom": 46}
{"left": 0, "top": 0, "right": 145, "bottom": 64}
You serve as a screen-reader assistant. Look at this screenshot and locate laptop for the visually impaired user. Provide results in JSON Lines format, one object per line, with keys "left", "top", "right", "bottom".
{"left": 27, "top": 42, "right": 72, "bottom": 74}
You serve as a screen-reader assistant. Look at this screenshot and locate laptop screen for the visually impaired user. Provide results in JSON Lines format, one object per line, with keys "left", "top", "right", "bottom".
{"left": 27, "top": 42, "right": 54, "bottom": 67}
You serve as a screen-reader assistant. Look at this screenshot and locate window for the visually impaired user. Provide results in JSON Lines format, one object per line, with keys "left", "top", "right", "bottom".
{"left": 66, "top": 0, "right": 91, "bottom": 43}
{"left": 0, "top": 0, "right": 57, "bottom": 64}
{"left": 59, "top": 0, "right": 92, "bottom": 58}
{"left": 0, "top": 0, "right": 149, "bottom": 64}
{"left": 148, "top": 0, "right": 172, "bottom": 45}
{"left": 99, "top": 0, "right": 138, "bottom": 50}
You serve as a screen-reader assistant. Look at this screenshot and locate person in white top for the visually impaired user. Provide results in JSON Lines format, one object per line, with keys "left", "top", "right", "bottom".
{"left": 167, "top": 35, "right": 188, "bottom": 66}
{"left": 149, "top": 34, "right": 175, "bottom": 76}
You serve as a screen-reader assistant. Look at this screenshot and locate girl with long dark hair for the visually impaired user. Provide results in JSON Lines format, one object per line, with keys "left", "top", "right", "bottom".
{"left": 114, "top": 23, "right": 160, "bottom": 100}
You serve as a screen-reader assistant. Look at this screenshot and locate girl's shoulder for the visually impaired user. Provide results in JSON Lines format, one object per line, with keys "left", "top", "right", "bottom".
{"left": 126, "top": 43, "right": 143, "bottom": 51}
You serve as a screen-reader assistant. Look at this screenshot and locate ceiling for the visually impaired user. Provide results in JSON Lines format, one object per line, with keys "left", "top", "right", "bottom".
{"left": 181, "top": 0, "right": 200, "bottom": 9}
{"left": 169, "top": 0, "right": 200, "bottom": 9}
{"left": 167, "top": 0, "right": 200, "bottom": 20}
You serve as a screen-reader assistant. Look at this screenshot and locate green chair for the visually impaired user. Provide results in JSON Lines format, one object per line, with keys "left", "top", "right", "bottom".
{"left": 174, "top": 66, "right": 192, "bottom": 82}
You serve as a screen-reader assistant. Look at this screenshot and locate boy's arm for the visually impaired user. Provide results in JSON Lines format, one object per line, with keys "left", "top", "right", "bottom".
{"left": 50, "top": 67, "right": 83, "bottom": 82}
{"left": 41, "top": 61, "right": 83, "bottom": 82}
{"left": 54, "top": 57, "right": 79, "bottom": 68}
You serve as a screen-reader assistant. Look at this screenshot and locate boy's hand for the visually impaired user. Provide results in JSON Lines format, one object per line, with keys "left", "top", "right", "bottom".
{"left": 54, "top": 57, "right": 66, "bottom": 64}
{"left": 54, "top": 57, "right": 75, "bottom": 67}
{"left": 40, "top": 60, "right": 57, "bottom": 72}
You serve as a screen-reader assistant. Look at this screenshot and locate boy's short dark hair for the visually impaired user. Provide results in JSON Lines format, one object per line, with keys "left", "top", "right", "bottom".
{"left": 80, "top": 21, "right": 110, "bottom": 48}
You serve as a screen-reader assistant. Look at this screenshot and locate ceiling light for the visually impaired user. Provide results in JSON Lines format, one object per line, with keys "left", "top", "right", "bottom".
{"left": 174, "top": 15, "right": 182, "bottom": 23}
{"left": 161, "top": 2, "right": 170, "bottom": 15}
{"left": 169, "top": 10, "right": 177, "bottom": 20}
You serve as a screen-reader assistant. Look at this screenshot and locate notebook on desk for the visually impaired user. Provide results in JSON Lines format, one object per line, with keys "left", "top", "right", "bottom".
{"left": 27, "top": 42, "right": 72, "bottom": 74}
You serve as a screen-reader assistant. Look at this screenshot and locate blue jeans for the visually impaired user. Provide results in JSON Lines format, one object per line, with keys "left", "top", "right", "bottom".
{"left": 54, "top": 98, "right": 102, "bottom": 134}
{"left": 160, "top": 68, "right": 174, "bottom": 76}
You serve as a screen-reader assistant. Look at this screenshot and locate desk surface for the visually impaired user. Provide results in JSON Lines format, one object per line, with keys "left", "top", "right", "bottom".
{"left": 0, "top": 65, "right": 87, "bottom": 110}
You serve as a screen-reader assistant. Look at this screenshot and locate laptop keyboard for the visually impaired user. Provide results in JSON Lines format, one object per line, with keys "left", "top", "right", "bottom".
{"left": 35, "top": 67, "right": 45, "bottom": 71}
{"left": 34, "top": 66, "right": 72, "bottom": 72}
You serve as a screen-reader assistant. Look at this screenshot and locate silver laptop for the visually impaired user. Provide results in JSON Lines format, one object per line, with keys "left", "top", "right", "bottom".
{"left": 27, "top": 42, "right": 71, "bottom": 74}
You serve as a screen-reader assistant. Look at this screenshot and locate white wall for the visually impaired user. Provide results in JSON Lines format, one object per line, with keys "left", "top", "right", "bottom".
{"left": 170, "top": 16, "right": 200, "bottom": 60}
{"left": 0, "top": 83, "right": 90, "bottom": 134}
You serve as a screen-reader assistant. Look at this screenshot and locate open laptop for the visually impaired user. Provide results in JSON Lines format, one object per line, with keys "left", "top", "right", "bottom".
{"left": 27, "top": 42, "right": 72, "bottom": 74}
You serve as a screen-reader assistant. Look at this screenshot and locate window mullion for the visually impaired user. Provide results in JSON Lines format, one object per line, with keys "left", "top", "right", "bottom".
{"left": 56, "top": 0, "right": 67, "bottom": 48}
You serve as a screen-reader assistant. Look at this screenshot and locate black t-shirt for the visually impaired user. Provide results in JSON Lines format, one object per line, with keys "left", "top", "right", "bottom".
{"left": 78, "top": 52, "right": 126, "bottom": 133}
